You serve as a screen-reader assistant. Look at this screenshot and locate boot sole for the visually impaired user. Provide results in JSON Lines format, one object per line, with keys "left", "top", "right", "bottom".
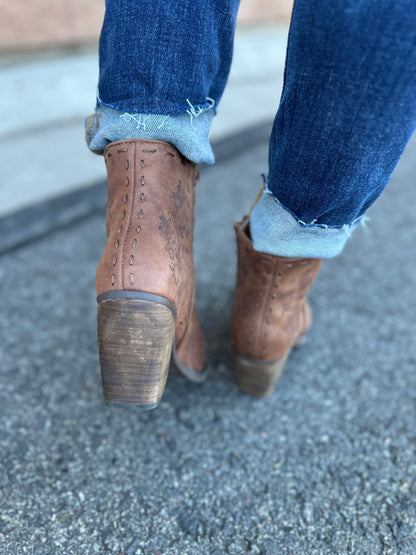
{"left": 232, "top": 349, "right": 289, "bottom": 398}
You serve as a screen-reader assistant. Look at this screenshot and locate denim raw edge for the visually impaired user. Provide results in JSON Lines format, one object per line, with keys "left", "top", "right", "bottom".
{"left": 85, "top": 102, "right": 215, "bottom": 165}
{"left": 250, "top": 186, "right": 369, "bottom": 259}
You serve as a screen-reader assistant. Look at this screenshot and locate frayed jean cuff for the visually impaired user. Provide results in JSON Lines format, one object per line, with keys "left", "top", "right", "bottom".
{"left": 250, "top": 186, "right": 368, "bottom": 259}
{"left": 85, "top": 102, "right": 215, "bottom": 165}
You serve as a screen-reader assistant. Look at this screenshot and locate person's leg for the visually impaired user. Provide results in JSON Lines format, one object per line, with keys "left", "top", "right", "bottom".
{"left": 93, "top": 0, "right": 240, "bottom": 408}
{"left": 232, "top": 0, "right": 416, "bottom": 396}
{"left": 251, "top": 0, "right": 416, "bottom": 258}
{"left": 86, "top": 0, "right": 240, "bottom": 164}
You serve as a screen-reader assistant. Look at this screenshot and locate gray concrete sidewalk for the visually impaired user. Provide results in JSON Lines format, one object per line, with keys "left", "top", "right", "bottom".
{"left": 0, "top": 24, "right": 288, "bottom": 217}
{"left": 1, "top": 131, "right": 416, "bottom": 554}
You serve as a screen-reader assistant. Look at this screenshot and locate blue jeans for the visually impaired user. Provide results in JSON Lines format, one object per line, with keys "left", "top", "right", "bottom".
{"left": 87, "top": 0, "right": 416, "bottom": 258}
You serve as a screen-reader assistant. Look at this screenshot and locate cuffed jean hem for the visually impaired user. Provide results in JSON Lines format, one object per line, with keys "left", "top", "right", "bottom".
{"left": 85, "top": 103, "right": 215, "bottom": 165}
{"left": 250, "top": 187, "right": 367, "bottom": 259}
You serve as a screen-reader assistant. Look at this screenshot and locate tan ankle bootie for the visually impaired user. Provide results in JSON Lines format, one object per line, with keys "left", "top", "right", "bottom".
{"left": 231, "top": 216, "right": 322, "bottom": 397}
{"left": 96, "top": 139, "right": 206, "bottom": 409}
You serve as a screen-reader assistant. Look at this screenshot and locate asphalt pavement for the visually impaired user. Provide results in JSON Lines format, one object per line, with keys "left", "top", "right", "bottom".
{"left": 1, "top": 134, "right": 416, "bottom": 554}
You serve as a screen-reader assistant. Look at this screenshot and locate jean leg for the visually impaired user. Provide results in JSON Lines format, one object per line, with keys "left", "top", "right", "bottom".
{"left": 99, "top": 0, "right": 240, "bottom": 114}
{"left": 251, "top": 0, "right": 416, "bottom": 257}
{"left": 86, "top": 0, "right": 240, "bottom": 162}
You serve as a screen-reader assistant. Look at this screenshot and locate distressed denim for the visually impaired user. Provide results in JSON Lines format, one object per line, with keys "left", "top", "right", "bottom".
{"left": 86, "top": 105, "right": 216, "bottom": 164}
{"left": 88, "top": 0, "right": 416, "bottom": 258}
{"left": 251, "top": 0, "right": 416, "bottom": 257}
{"left": 87, "top": 0, "right": 240, "bottom": 164}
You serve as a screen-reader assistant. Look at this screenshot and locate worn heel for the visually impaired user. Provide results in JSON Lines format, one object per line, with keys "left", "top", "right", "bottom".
{"left": 97, "top": 292, "right": 176, "bottom": 409}
{"left": 232, "top": 350, "right": 289, "bottom": 398}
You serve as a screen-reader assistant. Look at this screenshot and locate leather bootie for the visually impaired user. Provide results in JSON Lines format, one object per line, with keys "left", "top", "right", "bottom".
{"left": 231, "top": 215, "right": 322, "bottom": 397}
{"left": 96, "top": 139, "right": 206, "bottom": 409}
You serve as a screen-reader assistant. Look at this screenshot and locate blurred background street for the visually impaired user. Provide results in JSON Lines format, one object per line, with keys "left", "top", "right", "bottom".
{"left": 1, "top": 2, "right": 416, "bottom": 554}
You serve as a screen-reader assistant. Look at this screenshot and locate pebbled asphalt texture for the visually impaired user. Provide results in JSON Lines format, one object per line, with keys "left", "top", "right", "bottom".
{"left": 1, "top": 136, "right": 416, "bottom": 555}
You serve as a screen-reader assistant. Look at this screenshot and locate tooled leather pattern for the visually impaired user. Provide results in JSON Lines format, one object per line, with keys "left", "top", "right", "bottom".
{"left": 96, "top": 139, "right": 200, "bottom": 352}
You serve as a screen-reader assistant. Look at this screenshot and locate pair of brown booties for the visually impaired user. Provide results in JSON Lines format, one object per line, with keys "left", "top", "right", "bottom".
{"left": 96, "top": 139, "right": 322, "bottom": 409}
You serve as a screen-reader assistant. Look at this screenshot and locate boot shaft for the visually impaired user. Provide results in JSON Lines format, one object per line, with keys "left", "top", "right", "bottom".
{"left": 231, "top": 216, "right": 322, "bottom": 361}
{"left": 96, "top": 139, "right": 198, "bottom": 309}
